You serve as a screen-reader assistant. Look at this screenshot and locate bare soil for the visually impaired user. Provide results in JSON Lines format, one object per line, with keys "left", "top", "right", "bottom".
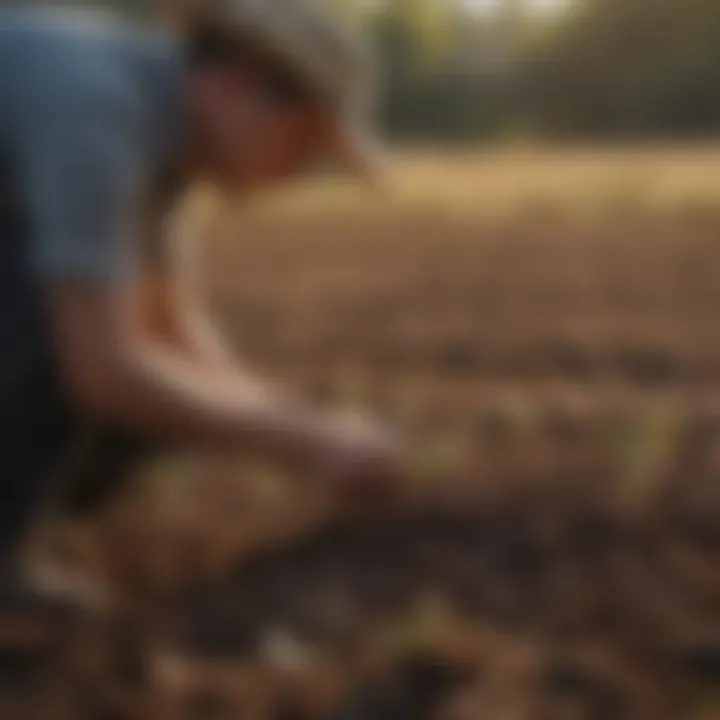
{"left": 7, "top": 209, "right": 720, "bottom": 719}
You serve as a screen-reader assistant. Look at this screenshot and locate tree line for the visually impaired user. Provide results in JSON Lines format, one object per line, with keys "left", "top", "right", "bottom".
{"left": 367, "top": 0, "right": 720, "bottom": 142}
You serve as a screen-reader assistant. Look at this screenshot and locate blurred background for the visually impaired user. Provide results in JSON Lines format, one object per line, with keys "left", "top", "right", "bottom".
{"left": 12, "top": 1, "right": 720, "bottom": 719}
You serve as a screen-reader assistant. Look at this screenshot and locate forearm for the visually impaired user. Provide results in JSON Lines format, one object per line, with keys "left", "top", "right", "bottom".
{"left": 46, "top": 280, "right": 403, "bottom": 502}
{"left": 178, "top": 306, "right": 243, "bottom": 372}
{"left": 82, "top": 340, "right": 322, "bottom": 468}
{"left": 134, "top": 262, "right": 243, "bottom": 373}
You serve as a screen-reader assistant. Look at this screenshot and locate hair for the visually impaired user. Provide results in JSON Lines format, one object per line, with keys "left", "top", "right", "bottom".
{"left": 185, "top": 18, "right": 324, "bottom": 107}
{"left": 187, "top": 16, "right": 245, "bottom": 67}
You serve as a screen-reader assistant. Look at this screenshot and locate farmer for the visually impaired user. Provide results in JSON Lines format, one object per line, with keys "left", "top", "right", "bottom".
{"left": 0, "top": 1, "right": 403, "bottom": 607}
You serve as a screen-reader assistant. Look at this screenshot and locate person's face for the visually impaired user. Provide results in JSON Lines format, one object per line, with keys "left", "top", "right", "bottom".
{"left": 189, "top": 59, "right": 333, "bottom": 191}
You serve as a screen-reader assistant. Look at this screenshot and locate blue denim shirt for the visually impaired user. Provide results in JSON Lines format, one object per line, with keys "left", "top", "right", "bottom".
{"left": 0, "top": 8, "right": 185, "bottom": 481}
{"left": 0, "top": 7, "right": 184, "bottom": 278}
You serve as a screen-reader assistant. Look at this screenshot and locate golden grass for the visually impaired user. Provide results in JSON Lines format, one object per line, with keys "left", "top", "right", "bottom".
{"left": 241, "top": 144, "right": 720, "bottom": 220}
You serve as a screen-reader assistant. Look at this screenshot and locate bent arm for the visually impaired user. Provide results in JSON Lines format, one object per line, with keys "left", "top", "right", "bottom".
{"left": 17, "top": 45, "right": 325, "bottom": 470}
{"left": 45, "top": 281, "right": 323, "bottom": 468}
{"left": 133, "top": 198, "right": 242, "bottom": 372}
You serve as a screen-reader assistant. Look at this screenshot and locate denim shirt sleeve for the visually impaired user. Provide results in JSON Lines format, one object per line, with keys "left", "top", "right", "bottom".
{"left": 13, "top": 39, "right": 150, "bottom": 281}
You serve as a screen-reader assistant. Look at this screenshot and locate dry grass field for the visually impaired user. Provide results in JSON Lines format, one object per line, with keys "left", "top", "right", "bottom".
{"left": 9, "top": 146, "right": 720, "bottom": 719}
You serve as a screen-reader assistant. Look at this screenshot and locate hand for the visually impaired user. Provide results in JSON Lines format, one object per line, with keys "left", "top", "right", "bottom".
{"left": 308, "top": 412, "right": 409, "bottom": 509}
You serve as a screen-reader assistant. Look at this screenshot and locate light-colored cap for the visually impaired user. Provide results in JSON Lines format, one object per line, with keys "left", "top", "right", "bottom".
{"left": 201, "top": 0, "right": 385, "bottom": 183}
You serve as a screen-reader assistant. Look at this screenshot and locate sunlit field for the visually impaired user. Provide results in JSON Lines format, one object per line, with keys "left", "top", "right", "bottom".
{"left": 259, "top": 145, "right": 720, "bottom": 219}
{"left": 13, "top": 147, "right": 720, "bottom": 719}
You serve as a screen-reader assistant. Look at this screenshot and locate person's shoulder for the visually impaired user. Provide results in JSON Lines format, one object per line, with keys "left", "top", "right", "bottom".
{"left": 0, "top": 7, "right": 132, "bottom": 59}
{"left": 0, "top": 6, "right": 171, "bottom": 48}
{"left": 0, "top": 8, "right": 179, "bottom": 98}
{"left": 2, "top": 8, "right": 184, "bottom": 143}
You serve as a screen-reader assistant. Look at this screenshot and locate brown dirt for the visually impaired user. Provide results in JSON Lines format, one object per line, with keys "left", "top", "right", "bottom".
{"left": 7, "top": 210, "right": 720, "bottom": 718}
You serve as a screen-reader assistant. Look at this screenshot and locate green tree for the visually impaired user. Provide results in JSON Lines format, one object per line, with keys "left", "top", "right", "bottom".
{"left": 519, "top": 0, "right": 720, "bottom": 137}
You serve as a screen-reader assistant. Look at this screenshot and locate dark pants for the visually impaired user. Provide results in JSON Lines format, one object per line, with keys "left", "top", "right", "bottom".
{"left": 0, "top": 190, "right": 154, "bottom": 553}
{"left": 57, "top": 428, "right": 153, "bottom": 518}
{"left": 0, "top": 417, "right": 152, "bottom": 553}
